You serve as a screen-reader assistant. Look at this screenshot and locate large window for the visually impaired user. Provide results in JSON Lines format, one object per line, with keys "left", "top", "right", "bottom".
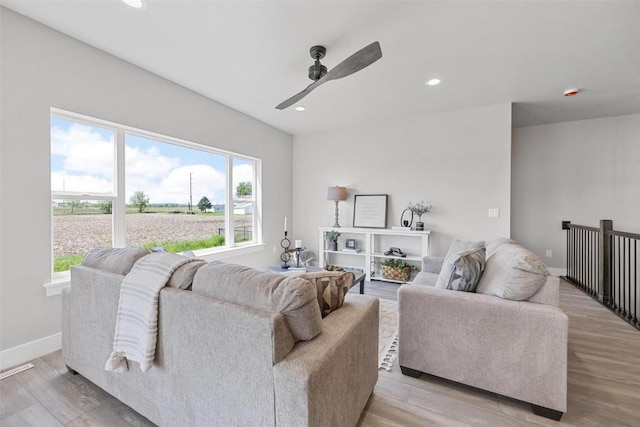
{"left": 51, "top": 110, "right": 261, "bottom": 273}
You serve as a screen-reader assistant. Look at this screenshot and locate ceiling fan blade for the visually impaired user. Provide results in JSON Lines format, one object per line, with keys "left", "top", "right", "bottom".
{"left": 275, "top": 41, "right": 382, "bottom": 110}
{"left": 323, "top": 41, "right": 382, "bottom": 83}
{"left": 275, "top": 81, "right": 321, "bottom": 110}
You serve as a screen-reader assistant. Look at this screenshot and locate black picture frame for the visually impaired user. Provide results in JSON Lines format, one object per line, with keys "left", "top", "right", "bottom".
{"left": 346, "top": 239, "right": 356, "bottom": 249}
{"left": 353, "top": 194, "right": 388, "bottom": 229}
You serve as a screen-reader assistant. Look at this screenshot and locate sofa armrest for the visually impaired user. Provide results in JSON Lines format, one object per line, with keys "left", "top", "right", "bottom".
{"left": 398, "top": 284, "right": 567, "bottom": 413}
{"left": 422, "top": 256, "right": 445, "bottom": 273}
{"left": 273, "top": 295, "right": 379, "bottom": 427}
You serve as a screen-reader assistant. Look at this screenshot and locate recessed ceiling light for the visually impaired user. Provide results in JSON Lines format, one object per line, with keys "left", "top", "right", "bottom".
{"left": 563, "top": 88, "right": 580, "bottom": 97}
{"left": 121, "top": 0, "right": 146, "bottom": 9}
{"left": 426, "top": 78, "right": 441, "bottom": 86}
{"left": 295, "top": 106, "right": 306, "bottom": 112}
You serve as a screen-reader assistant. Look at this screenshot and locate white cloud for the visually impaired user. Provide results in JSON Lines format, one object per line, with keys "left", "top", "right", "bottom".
{"left": 51, "top": 123, "right": 114, "bottom": 177}
{"left": 125, "top": 144, "right": 181, "bottom": 181}
{"left": 127, "top": 164, "right": 226, "bottom": 204}
{"left": 233, "top": 164, "right": 254, "bottom": 183}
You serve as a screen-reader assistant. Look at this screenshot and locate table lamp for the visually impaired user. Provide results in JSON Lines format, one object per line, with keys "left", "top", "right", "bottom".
{"left": 327, "top": 185, "right": 347, "bottom": 228}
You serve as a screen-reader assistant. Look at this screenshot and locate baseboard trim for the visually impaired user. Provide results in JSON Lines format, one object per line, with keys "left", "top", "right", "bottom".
{"left": 547, "top": 267, "right": 566, "bottom": 277}
{"left": 0, "top": 333, "right": 62, "bottom": 370}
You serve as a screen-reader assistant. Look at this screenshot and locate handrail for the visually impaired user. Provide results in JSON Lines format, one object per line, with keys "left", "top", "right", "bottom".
{"left": 605, "top": 229, "right": 640, "bottom": 240}
{"left": 563, "top": 220, "right": 639, "bottom": 331}
{"left": 563, "top": 223, "right": 599, "bottom": 232}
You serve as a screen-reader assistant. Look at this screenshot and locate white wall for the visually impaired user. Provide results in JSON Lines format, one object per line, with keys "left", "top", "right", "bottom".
{"left": 292, "top": 103, "right": 512, "bottom": 259}
{"left": 512, "top": 113, "right": 640, "bottom": 269}
{"left": 0, "top": 9, "right": 292, "bottom": 358}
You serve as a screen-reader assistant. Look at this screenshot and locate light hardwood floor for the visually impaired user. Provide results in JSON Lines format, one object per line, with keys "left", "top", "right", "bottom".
{"left": 2, "top": 279, "right": 639, "bottom": 426}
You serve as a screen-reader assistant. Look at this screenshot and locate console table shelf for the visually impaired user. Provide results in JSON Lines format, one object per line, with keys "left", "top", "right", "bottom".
{"left": 318, "top": 227, "right": 430, "bottom": 283}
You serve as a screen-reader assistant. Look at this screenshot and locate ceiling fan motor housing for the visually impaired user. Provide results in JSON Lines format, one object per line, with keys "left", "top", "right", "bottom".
{"left": 309, "top": 63, "right": 327, "bottom": 81}
{"left": 308, "top": 45, "right": 328, "bottom": 81}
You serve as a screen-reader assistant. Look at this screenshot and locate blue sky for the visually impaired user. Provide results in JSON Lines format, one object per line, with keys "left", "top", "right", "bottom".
{"left": 51, "top": 116, "right": 254, "bottom": 204}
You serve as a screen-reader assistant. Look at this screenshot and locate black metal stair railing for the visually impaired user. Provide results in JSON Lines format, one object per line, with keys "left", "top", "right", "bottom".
{"left": 563, "top": 220, "right": 639, "bottom": 330}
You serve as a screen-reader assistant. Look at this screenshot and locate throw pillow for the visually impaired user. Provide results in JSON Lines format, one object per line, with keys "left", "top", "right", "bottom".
{"left": 444, "top": 239, "right": 485, "bottom": 260}
{"left": 167, "top": 259, "right": 206, "bottom": 290}
{"left": 82, "top": 247, "right": 151, "bottom": 275}
{"left": 435, "top": 247, "right": 486, "bottom": 292}
{"left": 483, "top": 237, "right": 517, "bottom": 259}
{"left": 301, "top": 271, "right": 355, "bottom": 318}
{"left": 475, "top": 244, "right": 549, "bottom": 300}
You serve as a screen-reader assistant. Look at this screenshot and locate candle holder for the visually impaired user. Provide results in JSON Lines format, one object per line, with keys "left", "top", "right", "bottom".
{"left": 280, "top": 232, "right": 291, "bottom": 269}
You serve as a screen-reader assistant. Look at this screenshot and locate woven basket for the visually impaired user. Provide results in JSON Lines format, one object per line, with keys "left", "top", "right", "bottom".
{"left": 380, "top": 265, "right": 412, "bottom": 282}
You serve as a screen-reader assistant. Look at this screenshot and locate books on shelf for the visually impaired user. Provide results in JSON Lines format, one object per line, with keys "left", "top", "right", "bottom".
{"left": 341, "top": 248, "right": 360, "bottom": 253}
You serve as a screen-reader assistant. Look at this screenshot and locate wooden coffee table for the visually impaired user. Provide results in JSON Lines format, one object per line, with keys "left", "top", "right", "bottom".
{"left": 265, "top": 265, "right": 366, "bottom": 294}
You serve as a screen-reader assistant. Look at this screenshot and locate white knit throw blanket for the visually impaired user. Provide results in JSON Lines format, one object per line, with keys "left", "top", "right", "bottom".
{"left": 105, "top": 252, "right": 194, "bottom": 373}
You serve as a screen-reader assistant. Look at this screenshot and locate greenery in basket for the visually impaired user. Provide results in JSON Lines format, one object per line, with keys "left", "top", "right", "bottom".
{"left": 326, "top": 230, "right": 341, "bottom": 242}
{"left": 380, "top": 258, "right": 416, "bottom": 270}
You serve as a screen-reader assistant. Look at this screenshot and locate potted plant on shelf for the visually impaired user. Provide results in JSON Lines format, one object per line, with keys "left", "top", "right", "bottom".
{"left": 379, "top": 258, "right": 416, "bottom": 282}
{"left": 407, "top": 200, "right": 432, "bottom": 231}
{"left": 326, "top": 230, "right": 341, "bottom": 251}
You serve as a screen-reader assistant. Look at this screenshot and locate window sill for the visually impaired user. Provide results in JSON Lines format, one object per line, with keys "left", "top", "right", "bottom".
{"left": 43, "top": 243, "right": 265, "bottom": 297}
{"left": 43, "top": 274, "right": 71, "bottom": 297}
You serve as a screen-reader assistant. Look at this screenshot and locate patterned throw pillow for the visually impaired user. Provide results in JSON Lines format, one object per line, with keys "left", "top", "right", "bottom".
{"left": 435, "top": 247, "right": 486, "bottom": 292}
{"left": 301, "top": 271, "right": 355, "bottom": 318}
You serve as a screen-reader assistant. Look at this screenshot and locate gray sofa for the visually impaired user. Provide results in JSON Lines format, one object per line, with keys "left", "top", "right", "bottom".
{"left": 398, "top": 238, "right": 568, "bottom": 420}
{"left": 62, "top": 255, "right": 379, "bottom": 427}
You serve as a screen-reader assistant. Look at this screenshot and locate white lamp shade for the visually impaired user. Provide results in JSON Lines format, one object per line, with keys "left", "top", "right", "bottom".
{"left": 327, "top": 186, "right": 347, "bottom": 201}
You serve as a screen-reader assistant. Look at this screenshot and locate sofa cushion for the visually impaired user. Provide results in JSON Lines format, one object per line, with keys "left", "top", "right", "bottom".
{"left": 300, "top": 271, "right": 354, "bottom": 318}
{"left": 167, "top": 259, "right": 206, "bottom": 290}
{"left": 476, "top": 244, "right": 549, "bottom": 300}
{"left": 192, "top": 261, "right": 322, "bottom": 341}
{"left": 82, "top": 247, "right": 151, "bottom": 275}
{"left": 445, "top": 239, "right": 485, "bottom": 260}
{"left": 421, "top": 256, "right": 445, "bottom": 274}
{"left": 435, "top": 247, "right": 486, "bottom": 292}
{"left": 411, "top": 271, "right": 439, "bottom": 286}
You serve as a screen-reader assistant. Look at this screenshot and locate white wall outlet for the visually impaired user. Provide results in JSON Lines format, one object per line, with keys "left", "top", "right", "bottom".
{"left": 272, "top": 246, "right": 276, "bottom": 253}
{"left": 546, "top": 249, "right": 552, "bottom": 258}
{"left": 488, "top": 208, "right": 500, "bottom": 218}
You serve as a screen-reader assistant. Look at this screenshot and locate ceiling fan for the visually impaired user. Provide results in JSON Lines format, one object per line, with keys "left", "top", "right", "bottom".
{"left": 275, "top": 41, "right": 382, "bottom": 110}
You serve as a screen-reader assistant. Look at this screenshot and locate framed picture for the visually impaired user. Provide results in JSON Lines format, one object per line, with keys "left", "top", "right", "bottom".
{"left": 353, "top": 194, "right": 388, "bottom": 229}
{"left": 346, "top": 239, "right": 356, "bottom": 249}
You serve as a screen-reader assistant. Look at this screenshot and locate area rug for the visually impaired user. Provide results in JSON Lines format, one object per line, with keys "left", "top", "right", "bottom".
{"left": 378, "top": 298, "right": 398, "bottom": 370}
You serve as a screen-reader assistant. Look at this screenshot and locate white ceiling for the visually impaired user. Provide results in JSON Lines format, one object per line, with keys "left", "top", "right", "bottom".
{"left": 3, "top": 0, "right": 640, "bottom": 135}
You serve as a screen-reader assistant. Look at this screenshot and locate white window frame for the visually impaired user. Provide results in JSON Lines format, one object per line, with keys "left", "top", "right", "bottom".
{"left": 46, "top": 108, "right": 263, "bottom": 295}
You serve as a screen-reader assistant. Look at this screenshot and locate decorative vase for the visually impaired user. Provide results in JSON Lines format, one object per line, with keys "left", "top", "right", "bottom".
{"left": 330, "top": 241, "right": 338, "bottom": 251}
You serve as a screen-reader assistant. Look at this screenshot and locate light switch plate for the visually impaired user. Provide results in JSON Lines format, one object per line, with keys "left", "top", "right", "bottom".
{"left": 488, "top": 208, "right": 500, "bottom": 218}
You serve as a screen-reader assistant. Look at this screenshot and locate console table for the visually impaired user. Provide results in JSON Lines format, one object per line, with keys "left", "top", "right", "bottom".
{"left": 318, "top": 227, "right": 431, "bottom": 283}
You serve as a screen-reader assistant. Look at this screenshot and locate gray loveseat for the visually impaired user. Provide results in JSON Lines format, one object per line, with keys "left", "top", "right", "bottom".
{"left": 62, "top": 252, "right": 379, "bottom": 427}
{"left": 397, "top": 238, "right": 568, "bottom": 420}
